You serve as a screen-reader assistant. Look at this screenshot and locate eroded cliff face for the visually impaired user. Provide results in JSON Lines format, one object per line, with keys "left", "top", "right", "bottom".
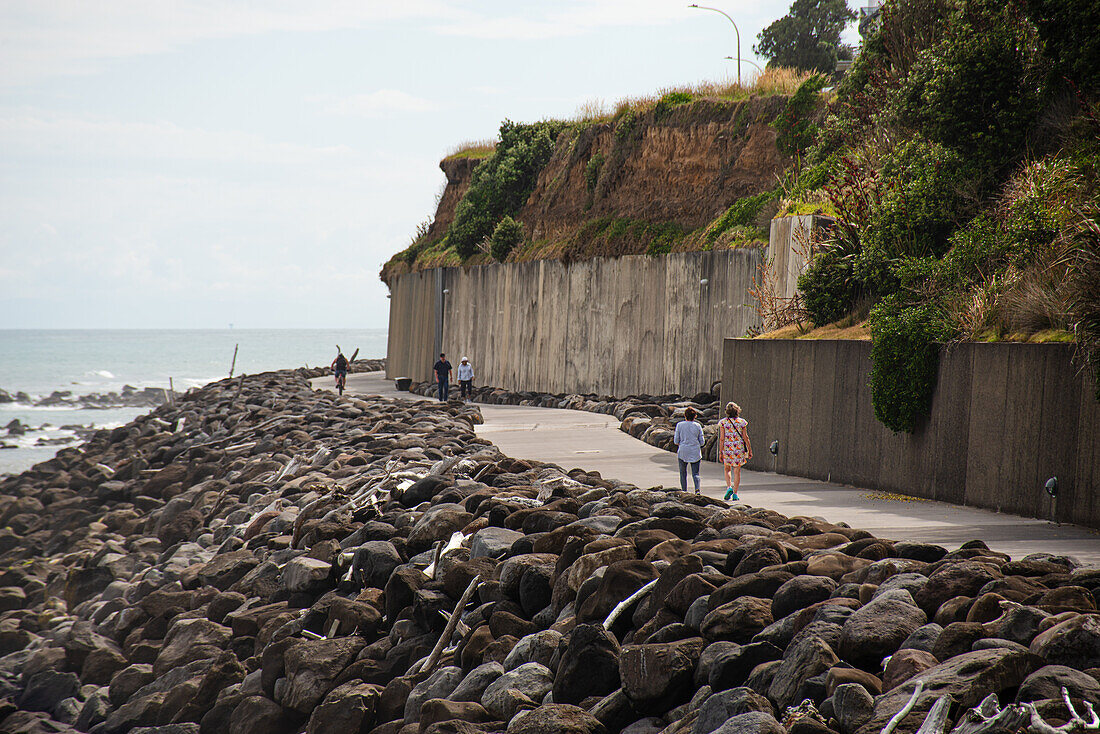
{"left": 425, "top": 155, "right": 480, "bottom": 241}
{"left": 520, "top": 96, "right": 788, "bottom": 239}
{"left": 427, "top": 96, "right": 786, "bottom": 240}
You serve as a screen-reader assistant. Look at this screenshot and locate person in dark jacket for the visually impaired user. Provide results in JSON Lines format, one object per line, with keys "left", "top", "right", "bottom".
{"left": 433, "top": 353, "right": 452, "bottom": 402}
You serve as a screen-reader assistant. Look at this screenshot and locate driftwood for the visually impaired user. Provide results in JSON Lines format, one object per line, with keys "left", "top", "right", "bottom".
{"left": 603, "top": 578, "right": 658, "bottom": 630}
{"left": 415, "top": 575, "right": 481, "bottom": 676}
{"left": 885, "top": 684, "right": 1100, "bottom": 734}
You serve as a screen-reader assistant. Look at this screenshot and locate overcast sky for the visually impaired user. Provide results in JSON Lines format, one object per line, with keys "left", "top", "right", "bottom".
{"left": 0, "top": 0, "right": 851, "bottom": 329}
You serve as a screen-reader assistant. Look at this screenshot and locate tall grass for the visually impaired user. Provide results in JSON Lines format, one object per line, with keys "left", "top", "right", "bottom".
{"left": 573, "top": 67, "right": 813, "bottom": 123}
{"left": 445, "top": 139, "right": 496, "bottom": 160}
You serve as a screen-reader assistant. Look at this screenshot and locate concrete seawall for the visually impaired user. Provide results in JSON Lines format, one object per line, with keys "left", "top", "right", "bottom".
{"left": 722, "top": 338, "right": 1100, "bottom": 528}
{"left": 386, "top": 249, "right": 762, "bottom": 396}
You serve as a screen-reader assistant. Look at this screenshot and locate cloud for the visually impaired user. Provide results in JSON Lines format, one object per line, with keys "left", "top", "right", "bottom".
{"left": 311, "top": 90, "right": 438, "bottom": 118}
{"left": 0, "top": 0, "right": 462, "bottom": 84}
{"left": 432, "top": 0, "right": 695, "bottom": 40}
{"left": 0, "top": 109, "right": 352, "bottom": 165}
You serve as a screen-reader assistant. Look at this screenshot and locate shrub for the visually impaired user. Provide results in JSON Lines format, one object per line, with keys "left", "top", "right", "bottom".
{"left": 448, "top": 119, "right": 570, "bottom": 258}
{"left": 654, "top": 91, "right": 694, "bottom": 118}
{"left": 489, "top": 216, "right": 524, "bottom": 261}
{"left": 895, "top": 0, "right": 1042, "bottom": 171}
{"left": 774, "top": 75, "right": 827, "bottom": 157}
{"left": 855, "top": 137, "right": 974, "bottom": 295}
{"left": 1068, "top": 208, "right": 1100, "bottom": 400}
{"left": 799, "top": 244, "right": 860, "bottom": 325}
{"left": 705, "top": 191, "right": 777, "bottom": 245}
{"left": 584, "top": 152, "right": 605, "bottom": 195}
{"left": 1023, "top": 0, "right": 1100, "bottom": 92}
{"left": 868, "top": 296, "right": 951, "bottom": 432}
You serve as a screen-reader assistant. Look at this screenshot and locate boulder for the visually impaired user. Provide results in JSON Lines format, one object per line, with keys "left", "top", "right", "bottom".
{"left": 481, "top": 662, "right": 554, "bottom": 721}
{"left": 768, "top": 634, "right": 840, "bottom": 709}
{"left": 554, "top": 624, "right": 622, "bottom": 705}
{"left": 508, "top": 703, "right": 607, "bottom": 734}
{"left": 833, "top": 683, "right": 874, "bottom": 734}
{"left": 153, "top": 618, "right": 232, "bottom": 676}
{"left": 772, "top": 576, "right": 838, "bottom": 620}
{"left": 857, "top": 648, "right": 1038, "bottom": 734}
{"left": 700, "top": 597, "right": 773, "bottom": 643}
{"left": 405, "top": 666, "right": 465, "bottom": 722}
{"left": 282, "top": 636, "right": 366, "bottom": 713}
{"left": 693, "top": 687, "right": 774, "bottom": 734}
{"left": 450, "top": 662, "right": 506, "bottom": 703}
{"left": 619, "top": 637, "right": 706, "bottom": 714}
{"left": 1016, "top": 664, "right": 1100, "bottom": 705}
{"left": 710, "top": 711, "right": 785, "bottom": 734}
{"left": 351, "top": 541, "right": 403, "bottom": 588}
{"left": 580, "top": 559, "right": 659, "bottom": 624}
{"left": 1029, "top": 613, "right": 1100, "bottom": 669}
{"left": 228, "top": 695, "right": 296, "bottom": 734}
{"left": 707, "top": 641, "right": 784, "bottom": 691}
{"left": 914, "top": 562, "right": 1002, "bottom": 617}
{"left": 504, "top": 630, "right": 561, "bottom": 671}
{"left": 470, "top": 527, "right": 525, "bottom": 559}
{"left": 17, "top": 670, "right": 82, "bottom": 716}
{"left": 882, "top": 649, "right": 939, "bottom": 692}
{"left": 282, "top": 557, "right": 333, "bottom": 593}
{"left": 839, "top": 590, "right": 926, "bottom": 669}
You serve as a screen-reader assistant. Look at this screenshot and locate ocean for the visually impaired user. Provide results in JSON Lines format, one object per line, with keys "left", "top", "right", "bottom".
{"left": 0, "top": 329, "right": 387, "bottom": 475}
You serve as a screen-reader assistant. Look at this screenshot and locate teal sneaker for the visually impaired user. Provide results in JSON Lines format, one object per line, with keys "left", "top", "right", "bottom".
{"left": 724, "top": 487, "right": 734, "bottom": 500}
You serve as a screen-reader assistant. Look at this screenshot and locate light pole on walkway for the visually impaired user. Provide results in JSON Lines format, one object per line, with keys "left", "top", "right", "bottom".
{"left": 724, "top": 56, "right": 765, "bottom": 75}
{"left": 689, "top": 4, "right": 743, "bottom": 85}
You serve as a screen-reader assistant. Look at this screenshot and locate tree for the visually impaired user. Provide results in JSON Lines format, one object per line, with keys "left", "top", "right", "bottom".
{"left": 754, "top": 0, "right": 856, "bottom": 74}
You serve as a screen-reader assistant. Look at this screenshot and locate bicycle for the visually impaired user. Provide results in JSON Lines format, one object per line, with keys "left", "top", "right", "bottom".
{"left": 335, "top": 370, "right": 346, "bottom": 395}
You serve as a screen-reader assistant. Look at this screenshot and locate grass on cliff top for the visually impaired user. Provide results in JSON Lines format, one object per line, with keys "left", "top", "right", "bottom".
{"left": 572, "top": 67, "right": 815, "bottom": 122}
{"left": 444, "top": 139, "right": 496, "bottom": 161}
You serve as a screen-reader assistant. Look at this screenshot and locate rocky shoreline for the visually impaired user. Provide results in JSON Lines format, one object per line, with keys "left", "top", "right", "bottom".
{"left": 1, "top": 369, "right": 1099, "bottom": 734}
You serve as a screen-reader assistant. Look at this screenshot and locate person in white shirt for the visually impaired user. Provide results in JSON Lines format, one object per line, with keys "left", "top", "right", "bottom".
{"left": 457, "top": 357, "right": 474, "bottom": 400}
{"left": 673, "top": 407, "right": 705, "bottom": 494}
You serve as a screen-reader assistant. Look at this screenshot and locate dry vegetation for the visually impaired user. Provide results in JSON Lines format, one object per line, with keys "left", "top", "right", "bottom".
{"left": 444, "top": 138, "right": 496, "bottom": 160}
{"left": 571, "top": 67, "right": 816, "bottom": 123}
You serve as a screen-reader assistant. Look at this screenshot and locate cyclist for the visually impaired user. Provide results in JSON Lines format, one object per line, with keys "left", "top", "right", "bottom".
{"left": 332, "top": 352, "right": 349, "bottom": 394}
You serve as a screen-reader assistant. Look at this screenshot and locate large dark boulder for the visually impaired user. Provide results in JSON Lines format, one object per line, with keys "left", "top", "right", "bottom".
{"left": 554, "top": 624, "right": 622, "bottom": 705}
{"left": 857, "top": 648, "right": 1039, "bottom": 734}
{"left": 839, "top": 590, "right": 926, "bottom": 670}
{"left": 619, "top": 638, "right": 706, "bottom": 714}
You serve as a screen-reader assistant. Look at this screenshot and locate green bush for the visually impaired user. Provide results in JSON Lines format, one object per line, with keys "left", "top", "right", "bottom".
{"left": 654, "top": 91, "right": 694, "bottom": 118}
{"left": 645, "top": 222, "right": 685, "bottom": 256}
{"left": 855, "top": 137, "right": 974, "bottom": 295}
{"left": 799, "top": 245, "right": 860, "bottom": 325}
{"left": 489, "top": 216, "right": 524, "bottom": 261}
{"left": 1023, "top": 0, "right": 1100, "bottom": 92}
{"left": 705, "top": 191, "right": 777, "bottom": 245}
{"left": 895, "top": 0, "right": 1041, "bottom": 171}
{"left": 868, "top": 296, "right": 951, "bottom": 432}
{"left": 584, "top": 152, "right": 605, "bottom": 195}
{"left": 774, "top": 75, "right": 827, "bottom": 157}
{"left": 448, "top": 119, "right": 569, "bottom": 258}
{"left": 614, "top": 108, "right": 637, "bottom": 144}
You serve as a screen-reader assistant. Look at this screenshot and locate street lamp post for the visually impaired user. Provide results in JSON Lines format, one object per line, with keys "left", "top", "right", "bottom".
{"left": 724, "top": 56, "right": 765, "bottom": 74}
{"left": 689, "top": 4, "right": 742, "bottom": 85}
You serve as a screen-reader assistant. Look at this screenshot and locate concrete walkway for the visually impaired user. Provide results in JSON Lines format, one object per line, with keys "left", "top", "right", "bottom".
{"left": 317, "top": 372, "right": 1100, "bottom": 566}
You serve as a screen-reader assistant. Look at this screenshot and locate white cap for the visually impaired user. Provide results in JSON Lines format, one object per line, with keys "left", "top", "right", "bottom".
{"left": 461, "top": 356, "right": 469, "bottom": 361}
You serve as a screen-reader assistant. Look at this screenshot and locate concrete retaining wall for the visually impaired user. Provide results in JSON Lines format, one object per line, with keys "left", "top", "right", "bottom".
{"left": 722, "top": 338, "right": 1100, "bottom": 528}
{"left": 386, "top": 249, "right": 763, "bottom": 396}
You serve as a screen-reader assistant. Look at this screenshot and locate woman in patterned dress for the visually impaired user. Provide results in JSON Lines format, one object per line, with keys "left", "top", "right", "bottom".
{"left": 718, "top": 401, "right": 752, "bottom": 500}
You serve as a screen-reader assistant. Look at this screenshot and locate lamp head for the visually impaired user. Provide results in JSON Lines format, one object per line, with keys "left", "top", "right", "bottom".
{"left": 1044, "top": 477, "right": 1058, "bottom": 498}
{"left": 769, "top": 440, "right": 779, "bottom": 456}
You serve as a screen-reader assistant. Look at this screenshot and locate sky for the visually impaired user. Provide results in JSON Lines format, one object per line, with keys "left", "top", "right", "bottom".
{"left": 0, "top": 0, "right": 857, "bottom": 329}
